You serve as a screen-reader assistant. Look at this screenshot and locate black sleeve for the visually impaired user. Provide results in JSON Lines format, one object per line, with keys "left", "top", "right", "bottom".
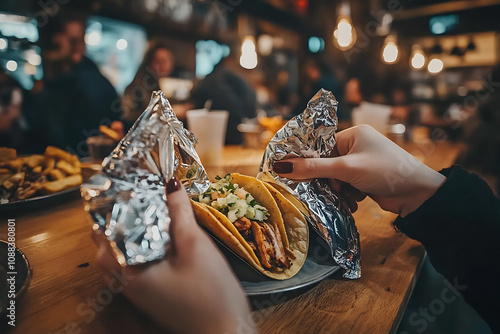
{"left": 394, "top": 165, "right": 500, "bottom": 332}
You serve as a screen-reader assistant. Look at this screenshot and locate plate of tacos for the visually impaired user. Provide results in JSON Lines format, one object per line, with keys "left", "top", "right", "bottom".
{"left": 192, "top": 173, "right": 340, "bottom": 296}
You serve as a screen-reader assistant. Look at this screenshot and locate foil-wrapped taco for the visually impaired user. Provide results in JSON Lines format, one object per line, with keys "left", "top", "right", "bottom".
{"left": 259, "top": 89, "right": 361, "bottom": 279}
{"left": 81, "top": 91, "right": 209, "bottom": 266}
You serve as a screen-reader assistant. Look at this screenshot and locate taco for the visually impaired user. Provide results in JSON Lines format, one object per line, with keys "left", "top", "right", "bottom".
{"left": 257, "top": 171, "right": 312, "bottom": 219}
{"left": 191, "top": 173, "right": 308, "bottom": 280}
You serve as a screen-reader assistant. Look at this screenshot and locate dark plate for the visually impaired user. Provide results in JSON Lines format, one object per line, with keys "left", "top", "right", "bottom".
{"left": 214, "top": 228, "right": 340, "bottom": 297}
{"left": 0, "top": 187, "right": 80, "bottom": 212}
{"left": 0, "top": 240, "right": 32, "bottom": 314}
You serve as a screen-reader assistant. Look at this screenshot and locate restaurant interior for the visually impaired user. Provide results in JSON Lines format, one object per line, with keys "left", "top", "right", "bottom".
{"left": 0, "top": 0, "right": 499, "bottom": 333}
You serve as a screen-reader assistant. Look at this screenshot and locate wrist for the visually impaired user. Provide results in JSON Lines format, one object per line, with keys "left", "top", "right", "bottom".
{"left": 399, "top": 169, "right": 446, "bottom": 217}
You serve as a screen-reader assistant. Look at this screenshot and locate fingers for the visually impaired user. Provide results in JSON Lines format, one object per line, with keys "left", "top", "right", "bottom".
{"left": 273, "top": 155, "right": 356, "bottom": 183}
{"left": 334, "top": 127, "right": 357, "bottom": 156}
{"left": 165, "top": 177, "right": 203, "bottom": 260}
{"left": 91, "top": 229, "right": 122, "bottom": 274}
{"left": 343, "top": 183, "right": 367, "bottom": 202}
{"left": 343, "top": 187, "right": 366, "bottom": 213}
{"left": 329, "top": 179, "right": 342, "bottom": 193}
{"left": 344, "top": 194, "right": 358, "bottom": 213}
{"left": 335, "top": 124, "right": 382, "bottom": 156}
{"left": 332, "top": 182, "right": 366, "bottom": 213}
{"left": 272, "top": 156, "right": 367, "bottom": 213}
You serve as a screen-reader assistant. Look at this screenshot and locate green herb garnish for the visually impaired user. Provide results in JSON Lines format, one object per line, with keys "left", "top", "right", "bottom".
{"left": 225, "top": 181, "right": 236, "bottom": 191}
{"left": 249, "top": 199, "right": 261, "bottom": 206}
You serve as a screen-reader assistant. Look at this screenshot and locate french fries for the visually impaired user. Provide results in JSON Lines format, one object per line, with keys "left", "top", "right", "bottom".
{"left": 25, "top": 155, "right": 46, "bottom": 169}
{"left": 0, "top": 170, "right": 12, "bottom": 185}
{"left": 40, "top": 174, "right": 82, "bottom": 195}
{"left": 44, "top": 146, "right": 80, "bottom": 165}
{"left": 2, "top": 179, "right": 16, "bottom": 192}
{"left": 56, "top": 160, "right": 81, "bottom": 175}
{"left": 48, "top": 169, "right": 65, "bottom": 181}
{"left": 17, "top": 184, "right": 41, "bottom": 200}
{"left": 0, "top": 148, "right": 16, "bottom": 162}
{"left": 9, "top": 172, "right": 25, "bottom": 185}
{"left": 99, "top": 125, "right": 121, "bottom": 142}
{"left": 0, "top": 158, "right": 25, "bottom": 172}
{"left": 0, "top": 147, "right": 82, "bottom": 203}
{"left": 40, "top": 157, "right": 55, "bottom": 176}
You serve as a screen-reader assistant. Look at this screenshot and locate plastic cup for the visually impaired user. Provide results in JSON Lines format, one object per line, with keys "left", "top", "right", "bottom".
{"left": 352, "top": 102, "right": 392, "bottom": 134}
{"left": 187, "top": 110, "right": 229, "bottom": 166}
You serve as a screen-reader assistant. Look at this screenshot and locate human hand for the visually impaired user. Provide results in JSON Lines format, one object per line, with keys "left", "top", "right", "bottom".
{"left": 272, "top": 125, "right": 446, "bottom": 217}
{"left": 92, "top": 178, "right": 254, "bottom": 334}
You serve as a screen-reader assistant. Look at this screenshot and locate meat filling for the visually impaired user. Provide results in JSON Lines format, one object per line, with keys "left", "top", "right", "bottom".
{"left": 251, "top": 221, "right": 273, "bottom": 269}
{"left": 247, "top": 221, "right": 292, "bottom": 270}
{"left": 263, "top": 222, "right": 291, "bottom": 269}
{"left": 231, "top": 212, "right": 292, "bottom": 271}
{"left": 234, "top": 217, "right": 252, "bottom": 231}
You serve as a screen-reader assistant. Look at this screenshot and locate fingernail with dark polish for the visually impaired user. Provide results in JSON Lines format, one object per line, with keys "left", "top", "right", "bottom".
{"left": 273, "top": 161, "right": 293, "bottom": 174}
{"left": 166, "top": 177, "right": 181, "bottom": 194}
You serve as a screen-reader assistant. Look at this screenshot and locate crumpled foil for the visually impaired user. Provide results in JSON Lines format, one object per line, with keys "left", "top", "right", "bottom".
{"left": 260, "top": 89, "right": 361, "bottom": 279}
{"left": 81, "top": 91, "right": 209, "bottom": 265}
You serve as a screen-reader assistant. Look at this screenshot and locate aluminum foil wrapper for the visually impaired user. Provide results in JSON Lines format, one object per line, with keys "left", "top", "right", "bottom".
{"left": 81, "top": 91, "right": 209, "bottom": 265}
{"left": 260, "top": 89, "right": 361, "bottom": 279}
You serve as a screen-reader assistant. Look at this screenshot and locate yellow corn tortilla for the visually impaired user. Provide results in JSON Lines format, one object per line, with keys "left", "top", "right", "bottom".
{"left": 192, "top": 173, "right": 309, "bottom": 280}
{"left": 257, "top": 171, "right": 312, "bottom": 220}
{"left": 262, "top": 182, "right": 308, "bottom": 267}
{"left": 192, "top": 201, "right": 261, "bottom": 268}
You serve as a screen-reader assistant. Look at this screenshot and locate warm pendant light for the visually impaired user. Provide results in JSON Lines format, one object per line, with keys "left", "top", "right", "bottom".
{"left": 381, "top": 35, "right": 399, "bottom": 64}
{"left": 240, "top": 36, "right": 258, "bottom": 70}
{"left": 333, "top": 2, "right": 356, "bottom": 51}
{"left": 410, "top": 45, "right": 426, "bottom": 70}
{"left": 428, "top": 58, "right": 444, "bottom": 74}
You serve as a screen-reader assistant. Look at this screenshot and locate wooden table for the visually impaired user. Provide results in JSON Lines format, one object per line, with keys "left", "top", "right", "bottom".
{"left": 0, "top": 141, "right": 462, "bottom": 334}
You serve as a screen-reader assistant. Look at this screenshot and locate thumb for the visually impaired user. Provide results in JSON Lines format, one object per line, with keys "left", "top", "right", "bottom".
{"left": 272, "top": 156, "right": 356, "bottom": 183}
{"left": 165, "top": 177, "right": 203, "bottom": 258}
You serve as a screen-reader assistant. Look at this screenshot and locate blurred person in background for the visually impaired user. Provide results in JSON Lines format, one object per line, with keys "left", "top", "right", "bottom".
{"left": 294, "top": 58, "right": 342, "bottom": 117}
{"left": 23, "top": 10, "right": 122, "bottom": 156}
{"left": 381, "top": 73, "right": 413, "bottom": 124}
{"left": 273, "top": 70, "right": 299, "bottom": 118}
{"left": 123, "top": 40, "right": 176, "bottom": 123}
{"left": 457, "top": 65, "right": 500, "bottom": 196}
{"left": 190, "top": 53, "right": 256, "bottom": 145}
{"left": 0, "top": 68, "right": 24, "bottom": 149}
{"left": 344, "top": 51, "right": 384, "bottom": 114}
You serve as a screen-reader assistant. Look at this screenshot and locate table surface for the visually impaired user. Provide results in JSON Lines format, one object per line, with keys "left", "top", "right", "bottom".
{"left": 0, "top": 141, "right": 463, "bottom": 334}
